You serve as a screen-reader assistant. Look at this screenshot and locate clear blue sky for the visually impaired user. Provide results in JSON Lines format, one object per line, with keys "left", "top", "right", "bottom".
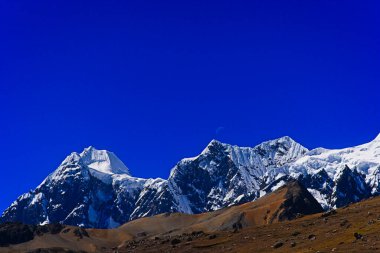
{"left": 0, "top": 0, "right": 379, "bottom": 212}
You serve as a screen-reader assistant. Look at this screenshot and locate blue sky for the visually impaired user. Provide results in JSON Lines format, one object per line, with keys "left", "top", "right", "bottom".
{"left": 0, "top": 0, "right": 379, "bottom": 212}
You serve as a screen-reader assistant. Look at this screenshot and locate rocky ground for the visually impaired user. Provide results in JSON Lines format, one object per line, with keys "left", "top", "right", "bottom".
{"left": 120, "top": 201, "right": 380, "bottom": 252}
{"left": 2, "top": 182, "right": 380, "bottom": 252}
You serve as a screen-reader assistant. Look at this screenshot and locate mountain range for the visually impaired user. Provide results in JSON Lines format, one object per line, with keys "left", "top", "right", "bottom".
{"left": 0, "top": 180, "right": 324, "bottom": 252}
{"left": 2, "top": 134, "right": 380, "bottom": 228}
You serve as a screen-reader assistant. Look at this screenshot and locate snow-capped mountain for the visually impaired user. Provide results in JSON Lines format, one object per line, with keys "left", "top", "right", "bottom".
{"left": 287, "top": 133, "right": 380, "bottom": 209}
{"left": 1, "top": 147, "right": 147, "bottom": 228}
{"left": 2, "top": 134, "right": 380, "bottom": 228}
{"left": 130, "top": 136, "right": 308, "bottom": 220}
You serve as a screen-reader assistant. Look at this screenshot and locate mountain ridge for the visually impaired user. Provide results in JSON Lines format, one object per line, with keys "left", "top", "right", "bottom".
{"left": 0, "top": 180, "right": 324, "bottom": 252}
{"left": 1, "top": 134, "right": 380, "bottom": 228}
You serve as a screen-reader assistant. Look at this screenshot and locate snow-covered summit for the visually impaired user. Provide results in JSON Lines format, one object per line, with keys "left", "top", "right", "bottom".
{"left": 61, "top": 146, "right": 130, "bottom": 176}
{"left": 79, "top": 146, "right": 130, "bottom": 175}
{"left": 3, "top": 134, "right": 380, "bottom": 228}
{"left": 2, "top": 146, "right": 145, "bottom": 228}
{"left": 289, "top": 133, "right": 380, "bottom": 179}
{"left": 252, "top": 136, "right": 308, "bottom": 166}
{"left": 173, "top": 137, "right": 307, "bottom": 179}
{"left": 200, "top": 139, "right": 223, "bottom": 155}
{"left": 280, "top": 134, "right": 380, "bottom": 208}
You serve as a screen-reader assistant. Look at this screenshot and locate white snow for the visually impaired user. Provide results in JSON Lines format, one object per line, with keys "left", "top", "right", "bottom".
{"left": 307, "top": 188, "right": 329, "bottom": 209}
{"left": 80, "top": 146, "right": 130, "bottom": 175}
{"left": 270, "top": 180, "right": 286, "bottom": 192}
{"left": 234, "top": 194, "right": 245, "bottom": 203}
{"left": 288, "top": 134, "right": 380, "bottom": 188}
{"left": 40, "top": 216, "right": 50, "bottom": 225}
{"left": 30, "top": 192, "right": 44, "bottom": 206}
{"left": 168, "top": 180, "right": 193, "bottom": 214}
{"left": 5, "top": 133, "right": 380, "bottom": 229}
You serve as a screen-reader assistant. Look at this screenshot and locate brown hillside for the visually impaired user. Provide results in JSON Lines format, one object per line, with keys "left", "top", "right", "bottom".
{"left": 0, "top": 181, "right": 337, "bottom": 252}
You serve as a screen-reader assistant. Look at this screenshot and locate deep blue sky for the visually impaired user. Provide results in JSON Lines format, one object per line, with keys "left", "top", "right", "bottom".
{"left": 0, "top": 0, "right": 379, "bottom": 212}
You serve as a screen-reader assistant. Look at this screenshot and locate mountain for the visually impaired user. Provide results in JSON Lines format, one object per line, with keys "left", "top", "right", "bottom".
{"left": 0, "top": 181, "right": 324, "bottom": 252}
{"left": 1, "top": 134, "right": 380, "bottom": 228}
{"left": 120, "top": 180, "right": 323, "bottom": 235}
{"left": 287, "top": 133, "right": 380, "bottom": 209}
{"left": 1, "top": 147, "right": 148, "bottom": 228}
{"left": 130, "top": 136, "right": 308, "bottom": 219}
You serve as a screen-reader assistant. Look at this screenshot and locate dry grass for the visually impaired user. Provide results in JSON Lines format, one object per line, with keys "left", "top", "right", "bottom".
{"left": 3, "top": 184, "right": 380, "bottom": 252}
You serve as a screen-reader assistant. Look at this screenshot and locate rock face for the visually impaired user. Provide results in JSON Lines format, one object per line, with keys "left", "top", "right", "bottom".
{"left": 287, "top": 133, "right": 380, "bottom": 209}
{"left": 118, "top": 180, "right": 324, "bottom": 236}
{"left": 0, "top": 223, "right": 65, "bottom": 247}
{"left": 1, "top": 134, "right": 380, "bottom": 228}
{"left": 277, "top": 180, "right": 324, "bottom": 221}
{"left": 131, "top": 137, "right": 308, "bottom": 220}
{"left": 1, "top": 147, "right": 147, "bottom": 228}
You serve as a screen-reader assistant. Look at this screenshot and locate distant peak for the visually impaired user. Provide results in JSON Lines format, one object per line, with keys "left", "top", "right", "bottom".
{"left": 83, "top": 145, "right": 95, "bottom": 151}
{"left": 257, "top": 136, "right": 300, "bottom": 147}
{"left": 199, "top": 139, "right": 225, "bottom": 155}
{"left": 79, "top": 146, "right": 99, "bottom": 157}
{"left": 208, "top": 139, "right": 222, "bottom": 145}
{"left": 253, "top": 136, "right": 309, "bottom": 160}
{"left": 204, "top": 139, "right": 226, "bottom": 149}
{"left": 275, "top": 136, "right": 296, "bottom": 143}
{"left": 62, "top": 152, "right": 81, "bottom": 164}
{"left": 79, "top": 146, "right": 130, "bottom": 175}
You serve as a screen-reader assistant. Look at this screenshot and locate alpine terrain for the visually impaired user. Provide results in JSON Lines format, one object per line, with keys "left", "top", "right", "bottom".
{"left": 1, "top": 134, "right": 380, "bottom": 228}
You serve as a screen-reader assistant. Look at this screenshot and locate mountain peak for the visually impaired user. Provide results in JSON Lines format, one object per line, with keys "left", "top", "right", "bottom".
{"left": 4, "top": 134, "right": 380, "bottom": 229}
{"left": 200, "top": 139, "right": 225, "bottom": 154}
{"left": 266, "top": 136, "right": 297, "bottom": 144}
{"left": 79, "top": 146, "right": 130, "bottom": 175}
{"left": 208, "top": 139, "right": 223, "bottom": 146}
{"left": 275, "top": 180, "right": 324, "bottom": 220}
{"left": 255, "top": 135, "right": 307, "bottom": 151}
{"left": 82, "top": 145, "right": 96, "bottom": 152}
